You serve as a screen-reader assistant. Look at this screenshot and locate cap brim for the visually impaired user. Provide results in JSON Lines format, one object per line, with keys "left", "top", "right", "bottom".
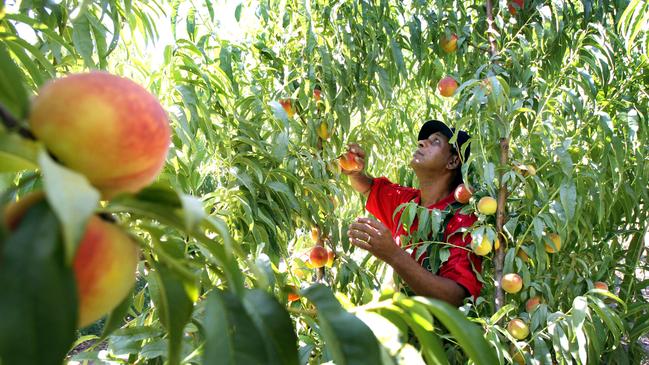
{"left": 418, "top": 120, "right": 453, "bottom": 141}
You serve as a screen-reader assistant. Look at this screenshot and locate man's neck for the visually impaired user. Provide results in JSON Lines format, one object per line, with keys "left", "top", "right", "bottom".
{"left": 418, "top": 178, "right": 452, "bottom": 207}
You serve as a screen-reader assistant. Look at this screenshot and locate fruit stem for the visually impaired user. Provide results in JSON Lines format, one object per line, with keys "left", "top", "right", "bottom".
{"left": 0, "top": 103, "right": 35, "bottom": 140}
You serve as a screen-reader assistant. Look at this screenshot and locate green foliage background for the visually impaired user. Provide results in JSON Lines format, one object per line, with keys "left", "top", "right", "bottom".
{"left": 0, "top": 0, "right": 648, "bottom": 364}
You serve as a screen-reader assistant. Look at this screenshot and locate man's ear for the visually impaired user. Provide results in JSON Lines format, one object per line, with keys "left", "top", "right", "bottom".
{"left": 447, "top": 154, "right": 460, "bottom": 170}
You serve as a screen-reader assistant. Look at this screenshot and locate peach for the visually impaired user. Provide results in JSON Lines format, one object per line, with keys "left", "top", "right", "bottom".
{"left": 287, "top": 286, "right": 300, "bottom": 302}
{"left": 594, "top": 281, "right": 608, "bottom": 291}
{"left": 28, "top": 72, "right": 170, "bottom": 199}
{"left": 501, "top": 273, "right": 523, "bottom": 294}
{"left": 473, "top": 236, "right": 492, "bottom": 256}
{"left": 309, "top": 246, "right": 328, "bottom": 268}
{"left": 545, "top": 233, "right": 561, "bottom": 253}
{"left": 525, "top": 296, "right": 541, "bottom": 312}
{"left": 517, "top": 247, "right": 531, "bottom": 262}
{"left": 440, "top": 34, "right": 458, "bottom": 53}
{"left": 311, "top": 227, "right": 320, "bottom": 242}
{"left": 437, "top": 76, "right": 458, "bottom": 97}
{"left": 507, "top": 318, "right": 529, "bottom": 339}
{"left": 325, "top": 249, "right": 335, "bottom": 268}
{"left": 477, "top": 196, "right": 497, "bottom": 215}
{"left": 313, "top": 89, "right": 322, "bottom": 102}
{"left": 510, "top": 345, "right": 527, "bottom": 365}
{"left": 338, "top": 151, "right": 361, "bottom": 172}
{"left": 3, "top": 194, "right": 139, "bottom": 328}
{"left": 453, "top": 184, "right": 473, "bottom": 204}
{"left": 279, "top": 99, "right": 294, "bottom": 118}
{"left": 508, "top": 0, "right": 524, "bottom": 15}
{"left": 317, "top": 121, "right": 329, "bottom": 140}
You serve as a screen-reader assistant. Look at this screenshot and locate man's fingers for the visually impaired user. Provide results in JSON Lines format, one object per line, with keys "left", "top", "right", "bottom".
{"left": 357, "top": 218, "right": 388, "bottom": 233}
{"left": 347, "top": 143, "right": 366, "bottom": 158}
{"left": 349, "top": 222, "right": 380, "bottom": 236}
{"left": 350, "top": 237, "right": 371, "bottom": 251}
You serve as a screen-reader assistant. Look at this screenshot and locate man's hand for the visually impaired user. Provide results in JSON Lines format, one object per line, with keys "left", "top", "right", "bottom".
{"left": 341, "top": 143, "right": 366, "bottom": 175}
{"left": 348, "top": 218, "right": 402, "bottom": 263}
{"left": 340, "top": 143, "right": 373, "bottom": 196}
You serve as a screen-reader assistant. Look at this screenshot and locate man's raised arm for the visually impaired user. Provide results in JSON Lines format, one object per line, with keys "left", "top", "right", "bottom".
{"left": 342, "top": 144, "right": 373, "bottom": 197}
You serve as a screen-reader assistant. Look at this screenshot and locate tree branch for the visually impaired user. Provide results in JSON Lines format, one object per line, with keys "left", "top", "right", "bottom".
{"left": 0, "top": 103, "right": 35, "bottom": 140}
{"left": 485, "top": 0, "right": 509, "bottom": 311}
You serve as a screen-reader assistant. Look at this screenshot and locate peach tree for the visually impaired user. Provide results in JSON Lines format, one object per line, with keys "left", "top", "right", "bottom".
{"left": 0, "top": 0, "right": 648, "bottom": 364}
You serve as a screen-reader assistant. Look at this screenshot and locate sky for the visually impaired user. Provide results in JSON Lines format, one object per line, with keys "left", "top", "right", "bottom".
{"left": 5, "top": 0, "right": 258, "bottom": 69}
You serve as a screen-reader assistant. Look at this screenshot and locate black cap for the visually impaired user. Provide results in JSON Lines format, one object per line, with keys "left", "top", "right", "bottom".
{"left": 418, "top": 119, "right": 471, "bottom": 163}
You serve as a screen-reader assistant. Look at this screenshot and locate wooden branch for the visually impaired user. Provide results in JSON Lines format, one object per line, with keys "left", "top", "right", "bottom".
{"left": 494, "top": 138, "right": 510, "bottom": 310}
{"left": 0, "top": 103, "right": 35, "bottom": 140}
{"left": 485, "top": 0, "right": 509, "bottom": 311}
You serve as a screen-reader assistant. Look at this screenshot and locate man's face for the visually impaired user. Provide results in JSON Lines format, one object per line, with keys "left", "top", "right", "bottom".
{"left": 410, "top": 132, "right": 457, "bottom": 172}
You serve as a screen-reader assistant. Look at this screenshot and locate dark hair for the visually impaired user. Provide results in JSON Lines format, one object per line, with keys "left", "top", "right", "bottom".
{"left": 450, "top": 167, "right": 463, "bottom": 190}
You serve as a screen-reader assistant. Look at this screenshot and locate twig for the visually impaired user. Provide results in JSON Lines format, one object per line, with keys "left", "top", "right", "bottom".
{"left": 0, "top": 103, "right": 35, "bottom": 140}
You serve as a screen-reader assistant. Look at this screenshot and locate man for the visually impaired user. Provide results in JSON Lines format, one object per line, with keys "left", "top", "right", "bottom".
{"left": 345, "top": 120, "right": 481, "bottom": 307}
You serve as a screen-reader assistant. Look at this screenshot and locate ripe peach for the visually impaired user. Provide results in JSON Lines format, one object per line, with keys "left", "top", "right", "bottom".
{"left": 287, "top": 286, "right": 300, "bottom": 302}
{"left": 507, "top": 318, "right": 529, "bottom": 339}
{"left": 338, "top": 151, "right": 361, "bottom": 172}
{"left": 309, "top": 246, "right": 328, "bottom": 268}
{"left": 525, "top": 296, "right": 541, "bottom": 312}
{"left": 440, "top": 34, "right": 458, "bottom": 53}
{"left": 28, "top": 72, "right": 170, "bottom": 199}
{"left": 279, "top": 99, "right": 295, "bottom": 118}
{"left": 313, "top": 89, "right": 322, "bottom": 102}
{"left": 594, "top": 281, "right": 608, "bottom": 291}
{"left": 453, "top": 184, "right": 473, "bottom": 204}
{"left": 437, "top": 76, "right": 458, "bottom": 97}
{"left": 545, "top": 233, "right": 561, "bottom": 253}
{"left": 477, "top": 196, "right": 497, "bottom": 215}
{"left": 508, "top": 0, "right": 524, "bottom": 15}
{"left": 473, "top": 236, "right": 492, "bottom": 256}
{"left": 325, "top": 249, "right": 335, "bottom": 268}
{"left": 3, "top": 194, "right": 139, "bottom": 328}
{"left": 501, "top": 273, "right": 523, "bottom": 294}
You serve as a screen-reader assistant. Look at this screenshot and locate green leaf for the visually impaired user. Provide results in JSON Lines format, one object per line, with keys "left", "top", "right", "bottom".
{"left": 203, "top": 289, "right": 269, "bottom": 365}
{"left": 0, "top": 130, "right": 39, "bottom": 172}
{"left": 187, "top": 7, "right": 196, "bottom": 41}
{"left": 560, "top": 180, "right": 576, "bottom": 222}
{"left": 242, "top": 289, "right": 300, "bottom": 365}
{"left": 179, "top": 193, "right": 205, "bottom": 231}
{"left": 235, "top": 3, "right": 243, "bottom": 21}
{"left": 411, "top": 297, "right": 499, "bottom": 365}
{"left": 0, "top": 201, "right": 77, "bottom": 365}
{"left": 0, "top": 43, "right": 29, "bottom": 118}
{"left": 384, "top": 304, "right": 448, "bottom": 365}
{"left": 39, "top": 149, "right": 100, "bottom": 263}
{"left": 148, "top": 261, "right": 194, "bottom": 365}
{"left": 302, "top": 284, "right": 382, "bottom": 365}
{"left": 72, "top": 13, "right": 95, "bottom": 68}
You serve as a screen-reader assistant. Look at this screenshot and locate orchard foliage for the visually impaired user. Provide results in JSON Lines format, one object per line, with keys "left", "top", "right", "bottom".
{"left": 0, "top": 0, "right": 648, "bottom": 364}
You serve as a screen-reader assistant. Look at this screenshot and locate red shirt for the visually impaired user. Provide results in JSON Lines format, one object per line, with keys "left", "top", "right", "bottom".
{"left": 366, "top": 177, "right": 482, "bottom": 299}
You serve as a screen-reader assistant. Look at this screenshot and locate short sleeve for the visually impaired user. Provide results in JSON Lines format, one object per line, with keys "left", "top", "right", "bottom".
{"left": 438, "top": 213, "right": 482, "bottom": 299}
{"left": 365, "top": 177, "right": 418, "bottom": 234}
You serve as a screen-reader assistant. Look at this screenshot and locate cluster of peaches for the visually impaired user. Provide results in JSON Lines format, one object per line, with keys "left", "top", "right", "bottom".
{"left": 2, "top": 71, "right": 171, "bottom": 327}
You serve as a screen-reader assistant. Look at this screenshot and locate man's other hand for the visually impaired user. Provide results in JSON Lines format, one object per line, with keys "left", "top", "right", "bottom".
{"left": 348, "top": 218, "right": 400, "bottom": 263}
